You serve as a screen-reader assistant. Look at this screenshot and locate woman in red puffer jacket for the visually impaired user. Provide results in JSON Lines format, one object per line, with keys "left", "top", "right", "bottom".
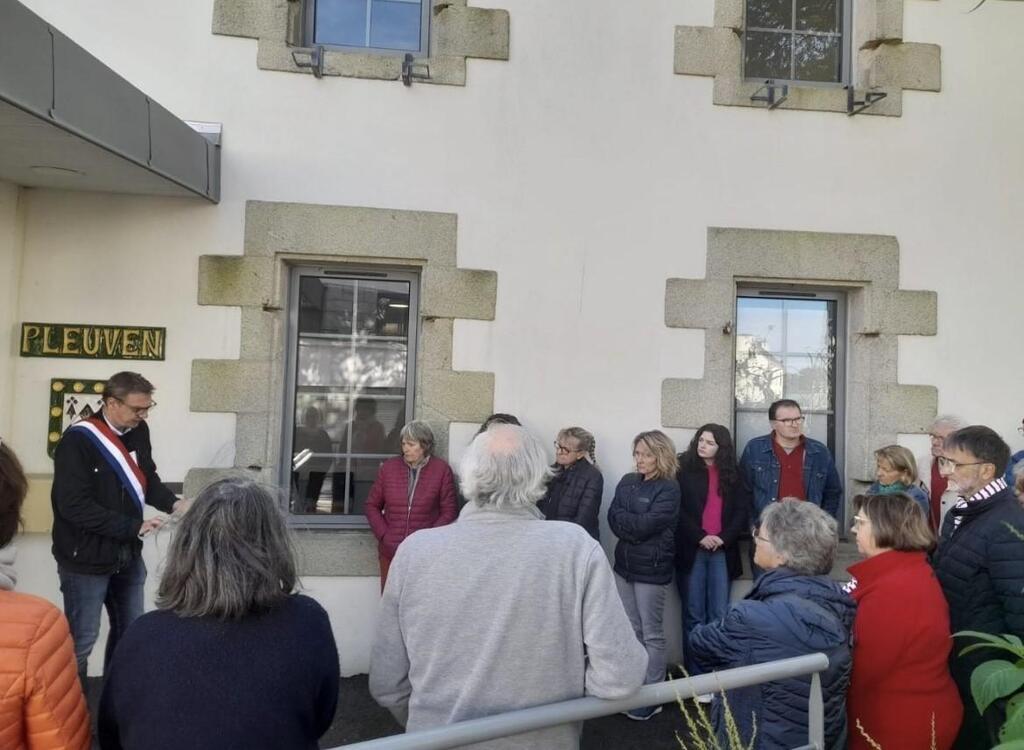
{"left": 365, "top": 421, "right": 458, "bottom": 590}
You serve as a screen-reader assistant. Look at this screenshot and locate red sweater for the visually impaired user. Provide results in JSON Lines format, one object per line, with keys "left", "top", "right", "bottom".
{"left": 846, "top": 550, "right": 963, "bottom": 750}
{"left": 365, "top": 456, "right": 458, "bottom": 559}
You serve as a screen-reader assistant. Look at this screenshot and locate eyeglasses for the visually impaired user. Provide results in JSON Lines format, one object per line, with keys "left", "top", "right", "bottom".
{"left": 751, "top": 527, "right": 770, "bottom": 544}
{"left": 936, "top": 456, "right": 987, "bottom": 471}
{"left": 773, "top": 417, "right": 804, "bottom": 426}
{"left": 115, "top": 398, "right": 156, "bottom": 415}
{"left": 554, "top": 442, "right": 579, "bottom": 455}
{"left": 850, "top": 514, "right": 867, "bottom": 529}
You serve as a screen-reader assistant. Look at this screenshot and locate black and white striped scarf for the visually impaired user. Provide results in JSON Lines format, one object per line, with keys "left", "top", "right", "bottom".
{"left": 950, "top": 477, "right": 1008, "bottom": 533}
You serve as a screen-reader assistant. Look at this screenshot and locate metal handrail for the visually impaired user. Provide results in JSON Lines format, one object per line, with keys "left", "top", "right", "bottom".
{"left": 334, "top": 652, "right": 829, "bottom": 750}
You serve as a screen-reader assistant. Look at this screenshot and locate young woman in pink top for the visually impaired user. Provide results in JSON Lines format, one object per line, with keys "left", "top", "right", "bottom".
{"left": 674, "top": 423, "right": 751, "bottom": 699}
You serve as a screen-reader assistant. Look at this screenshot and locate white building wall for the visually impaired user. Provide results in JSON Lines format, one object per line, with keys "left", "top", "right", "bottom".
{"left": 7, "top": 0, "right": 1024, "bottom": 674}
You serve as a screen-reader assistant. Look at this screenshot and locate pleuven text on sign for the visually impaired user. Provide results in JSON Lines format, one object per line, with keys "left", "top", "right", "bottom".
{"left": 20, "top": 323, "right": 166, "bottom": 361}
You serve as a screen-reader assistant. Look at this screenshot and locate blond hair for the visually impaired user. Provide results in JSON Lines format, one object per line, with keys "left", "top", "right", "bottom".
{"left": 632, "top": 430, "right": 679, "bottom": 480}
{"left": 874, "top": 445, "right": 918, "bottom": 485}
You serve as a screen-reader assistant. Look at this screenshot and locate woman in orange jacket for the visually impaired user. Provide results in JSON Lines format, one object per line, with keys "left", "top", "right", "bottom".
{"left": 0, "top": 440, "right": 91, "bottom": 750}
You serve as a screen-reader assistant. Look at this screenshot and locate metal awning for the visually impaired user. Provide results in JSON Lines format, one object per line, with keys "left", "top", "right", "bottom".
{"left": 0, "top": 0, "right": 220, "bottom": 202}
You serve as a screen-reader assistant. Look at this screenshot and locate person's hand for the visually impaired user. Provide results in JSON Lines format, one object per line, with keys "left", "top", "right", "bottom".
{"left": 138, "top": 517, "right": 165, "bottom": 537}
{"left": 707, "top": 535, "right": 724, "bottom": 550}
{"left": 699, "top": 535, "right": 717, "bottom": 550}
{"left": 172, "top": 498, "right": 193, "bottom": 516}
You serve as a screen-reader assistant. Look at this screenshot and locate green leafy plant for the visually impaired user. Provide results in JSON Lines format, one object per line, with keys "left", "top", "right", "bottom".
{"left": 956, "top": 631, "right": 1024, "bottom": 749}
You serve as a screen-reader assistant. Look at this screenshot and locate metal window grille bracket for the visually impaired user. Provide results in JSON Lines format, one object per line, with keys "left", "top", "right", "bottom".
{"left": 846, "top": 86, "right": 887, "bottom": 116}
{"left": 291, "top": 45, "right": 326, "bottom": 78}
{"left": 402, "top": 53, "right": 431, "bottom": 86}
{"left": 750, "top": 82, "right": 789, "bottom": 110}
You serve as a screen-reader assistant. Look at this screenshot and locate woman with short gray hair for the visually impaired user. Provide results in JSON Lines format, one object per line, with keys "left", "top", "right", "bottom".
{"left": 689, "top": 500, "right": 854, "bottom": 750}
{"left": 366, "top": 420, "right": 458, "bottom": 589}
{"left": 97, "top": 478, "right": 340, "bottom": 750}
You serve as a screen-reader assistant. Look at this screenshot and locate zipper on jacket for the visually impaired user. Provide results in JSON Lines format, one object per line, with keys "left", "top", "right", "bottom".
{"left": 403, "top": 463, "right": 425, "bottom": 540}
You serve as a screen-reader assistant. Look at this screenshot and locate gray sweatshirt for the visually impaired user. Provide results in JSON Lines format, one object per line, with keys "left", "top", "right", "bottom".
{"left": 369, "top": 502, "right": 649, "bottom": 749}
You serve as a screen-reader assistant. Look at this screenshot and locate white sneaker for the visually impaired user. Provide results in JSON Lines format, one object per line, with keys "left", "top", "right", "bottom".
{"left": 696, "top": 693, "right": 713, "bottom": 704}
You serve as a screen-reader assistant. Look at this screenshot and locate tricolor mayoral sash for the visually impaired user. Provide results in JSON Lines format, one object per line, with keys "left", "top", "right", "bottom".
{"left": 69, "top": 416, "right": 147, "bottom": 512}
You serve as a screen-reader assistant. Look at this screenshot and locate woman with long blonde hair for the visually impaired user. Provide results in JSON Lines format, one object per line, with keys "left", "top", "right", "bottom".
{"left": 607, "top": 430, "right": 680, "bottom": 721}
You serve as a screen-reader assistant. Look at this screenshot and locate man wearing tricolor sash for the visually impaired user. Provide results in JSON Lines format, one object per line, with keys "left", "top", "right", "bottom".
{"left": 51, "top": 371, "right": 184, "bottom": 684}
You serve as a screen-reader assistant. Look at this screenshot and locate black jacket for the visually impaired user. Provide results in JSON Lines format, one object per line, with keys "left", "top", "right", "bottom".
{"left": 98, "top": 594, "right": 339, "bottom": 750}
{"left": 674, "top": 460, "right": 750, "bottom": 580}
{"left": 51, "top": 413, "right": 177, "bottom": 574}
{"left": 932, "top": 487, "right": 1024, "bottom": 691}
{"left": 536, "top": 460, "right": 603, "bottom": 540}
{"left": 607, "top": 474, "right": 680, "bottom": 585}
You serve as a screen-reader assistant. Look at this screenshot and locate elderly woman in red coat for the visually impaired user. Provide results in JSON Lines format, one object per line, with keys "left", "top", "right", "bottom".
{"left": 846, "top": 493, "right": 962, "bottom": 749}
{"left": 365, "top": 420, "right": 458, "bottom": 589}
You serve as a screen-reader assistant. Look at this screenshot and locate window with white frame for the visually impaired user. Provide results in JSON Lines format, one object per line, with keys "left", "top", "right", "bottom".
{"left": 283, "top": 266, "right": 419, "bottom": 526}
{"left": 743, "top": 0, "right": 851, "bottom": 85}
{"left": 305, "top": 0, "right": 429, "bottom": 54}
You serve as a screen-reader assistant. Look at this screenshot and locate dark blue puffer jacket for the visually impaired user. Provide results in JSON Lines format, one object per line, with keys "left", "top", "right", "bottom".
{"left": 689, "top": 568, "right": 855, "bottom": 750}
{"left": 607, "top": 474, "right": 680, "bottom": 585}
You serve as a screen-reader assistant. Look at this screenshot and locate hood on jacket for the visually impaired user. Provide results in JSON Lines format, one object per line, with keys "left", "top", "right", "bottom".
{"left": 0, "top": 544, "right": 15, "bottom": 591}
{"left": 748, "top": 567, "right": 855, "bottom": 651}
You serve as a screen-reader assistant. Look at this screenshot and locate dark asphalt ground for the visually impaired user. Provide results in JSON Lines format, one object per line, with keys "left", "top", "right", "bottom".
{"left": 87, "top": 674, "right": 698, "bottom": 749}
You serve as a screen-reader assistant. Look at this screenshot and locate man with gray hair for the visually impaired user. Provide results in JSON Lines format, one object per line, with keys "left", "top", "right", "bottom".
{"left": 370, "top": 424, "right": 648, "bottom": 748}
{"left": 919, "top": 415, "right": 966, "bottom": 532}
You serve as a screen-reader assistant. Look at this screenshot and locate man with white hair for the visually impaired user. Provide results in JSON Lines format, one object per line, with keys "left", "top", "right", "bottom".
{"left": 919, "top": 415, "right": 965, "bottom": 532}
{"left": 369, "top": 424, "right": 648, "bottom": 748}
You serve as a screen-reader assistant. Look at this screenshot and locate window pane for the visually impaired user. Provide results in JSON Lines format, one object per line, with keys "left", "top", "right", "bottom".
{"left": 369, "top": 0, "right": 422, "bottom": 51}
{"left": 744, "top": 31, "right": 792, "bottom": 80}
{"left": 800, "top": 412, "right": 830, "bottom": 447}
{"left": 794, "top": 33, "right": 841, "bottom": 82}
{"left": 796, "top": 0, "right": 840, "bottom": 32}
{"left": 746, "top": 0, "right": 792, "bottom": 29}
{"left": 314, "top": 0, "right": 367, "bottom": 47}
{"left": 735, "top": 340, "right": 785, "bottom": 409}
{"left": 737, "top": 297, "right": 784, "bottom": 353}
{"left": 734, "top": 411, "right": 768, "bottom": 459}
{"left": 784, "top": 299, "right": 831, "bottom": 354}
{"left": 784, "top": 355, "right": 830, "bottom": 410}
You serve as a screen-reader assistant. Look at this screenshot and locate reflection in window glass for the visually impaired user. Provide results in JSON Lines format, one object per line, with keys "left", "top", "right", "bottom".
{"left": 734, "top": 295, "right": 838, "bottom": 457}
{"left": 289, "top": 274, "right": 415, "bottom": 518}
{"left": 796, "top": 0, "right": 840, "bottom": 32}
{"left": 744, "top": 0, "right": 845, "bottom": 83}
{"left": 313, "top": 0, "right": 425, "bottom": 52}
{"left": 369, "top": 1, "right": 422, "bottom": 51}
{"left": 747, "top": 0, "right": 791, "bottom": 30}
{"left": 314, "top": 0, "right": 366, "bottom": 47}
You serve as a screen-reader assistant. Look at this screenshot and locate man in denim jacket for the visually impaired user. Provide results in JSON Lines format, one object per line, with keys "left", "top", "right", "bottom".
{"left": 739, "top": 399, "right": 843, "bottom": 523}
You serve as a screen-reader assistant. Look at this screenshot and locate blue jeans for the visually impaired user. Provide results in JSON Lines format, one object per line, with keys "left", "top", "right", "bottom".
{"left": 58, "top": 555, "right": 146, "bottom": 682}
{"left": 683, "top": 550, "right": 730, "bottom": 677}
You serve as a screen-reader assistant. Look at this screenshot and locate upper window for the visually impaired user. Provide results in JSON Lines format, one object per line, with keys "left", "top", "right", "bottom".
{"left": 306, "top": 0, "right": 429, "bottom": 54}
{"left": 283, "top": 267, "right": 420, "bottom": 526}
{"left": 743, "top": 0, "right": 850, "bottom": 85}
